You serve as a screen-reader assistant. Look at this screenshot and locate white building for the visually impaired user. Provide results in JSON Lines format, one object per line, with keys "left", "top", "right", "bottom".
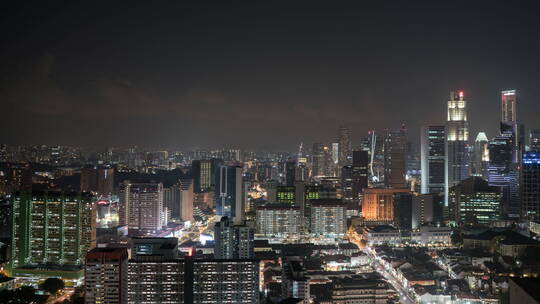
{"left": 256, "top": 204, "right": 301, "bottom": 240}
{"left": 310, "top": 200, "right": 347, "bottom": 238}
{"left": 119, "top": 181, "right": 164, "bottom": 232}
{"left": 362, "top": 225, "right": 401, "bottom": 246}
{"left": 410, "top": 226, "right": 452, "bottom": 245}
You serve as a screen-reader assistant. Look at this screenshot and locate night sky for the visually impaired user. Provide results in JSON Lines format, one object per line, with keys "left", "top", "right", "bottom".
{"left": 1, "top": 1, "right": 540, "bottom": 150}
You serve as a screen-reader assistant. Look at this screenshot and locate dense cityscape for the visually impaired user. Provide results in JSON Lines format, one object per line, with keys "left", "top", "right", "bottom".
{"left": 0, "top": 89, "right": 540, "bottom": 303}
{"left": 2, "top": 2, "right": 540, "bottom": 304}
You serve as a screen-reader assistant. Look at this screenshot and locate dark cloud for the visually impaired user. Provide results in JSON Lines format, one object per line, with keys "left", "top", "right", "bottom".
{"left": 1, "top": 1, "right": 540, "bottom": 150}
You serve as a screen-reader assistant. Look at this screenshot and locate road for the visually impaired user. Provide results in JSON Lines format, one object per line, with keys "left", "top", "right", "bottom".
{"left": 365, "top": 248, "right": 416, "bottom": 304}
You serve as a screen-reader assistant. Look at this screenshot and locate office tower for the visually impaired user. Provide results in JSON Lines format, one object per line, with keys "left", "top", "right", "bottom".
{"left": 276, "top": 185, "right": 295, "bottom": 204}
{"left": 362, "top": 188, "right": 410, "bottom": 223}
{"left": 530, "top": 129, "right": 540, "bottom": 152}
{"left": 81, "top": 167, "right": 114, "bottom": 196}
{"left": 255, "top": 204, "right": 301, "bottom": 239}
{"left": 351, "top": 150, "right": 369, "bottom": 199}
{"left": 341, "top": 165, "right": 354, "bottom": 202}
{"left": 282, "top": 257, "right": 310, "bottom": 304}
{"left": 216, "top": 165, "right": 244, "bottom": 224}
{"left": 446, "top": 90, "right": 469, "bottom": 205}
{"left": 488, "top": 127, "right": 520, "bottom": 217}
{"left": 393, "top": 192, "right": 413, "bottom": 229}
{"left": 522, "top": 152, "right": 540, "bottom": 222}
{"left": 10, "top": 191, "right": 96, "bottom": 270}
{"left": 192, "top": 159, "right": 212, "bottom": 193}
{"left": 472, "top": 132, "right": 490, "bottom": 179}
{"left": 214, "top": 217, "right": 254, "bottom": 259}
{"left": 421, "top": 125, "right": 446, "bottom": 194}
{"left": 411, "top": 193, "right": 444, "bottom": 229}
{"left": 448, "top": 177, "right": 502, "bottom": 225}
{"left": 118, "top": 181, "right": 164, "bottom": 232}
{"left": 85, "top": 248, "right": 128, "bottom": 304}
{"left": 332, "top": 142, "right": 340, "bottom": 176}
{"left": 179, "top": 178, "right": 194, "bottom": 221}
{"left": 191, "top": 259, "right": 260, "bottom": 304}
{"left": 285, "top": 159, "right": 296, "bottom": 186}
{"left": 366, "top": 130, "right": 385, "bottom": 184}
{"left": 338, "top": 125, "right": 352, "bottom": 167}
{"left": 502, "top": 89, "right": 516, "bottom": 122}
{"left": 296, "top": 157, "right": 308, "bottom": 181}
{"left": 311, "top": 143, "right": 332, "bottom": 177}
{"left": 310, "top": 200, "right": 347, "bottom": 238}
{"left": 501, "top": 90, "right": 525, "bottom": 163}
{"left": 383, "top": 125, "right": 407, "bottom": 188}
{"left": 163, "top": 184, "right": 181, "bottom": 218}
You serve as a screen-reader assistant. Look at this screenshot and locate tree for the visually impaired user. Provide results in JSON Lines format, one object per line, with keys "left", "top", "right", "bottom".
{"left": 39, "top": 277, "right": 65, "bottom": 296}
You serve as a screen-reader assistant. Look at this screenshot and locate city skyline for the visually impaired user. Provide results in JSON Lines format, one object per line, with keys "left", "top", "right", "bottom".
{"left": 1, "top": 2, "right": 540, "bottom": 149}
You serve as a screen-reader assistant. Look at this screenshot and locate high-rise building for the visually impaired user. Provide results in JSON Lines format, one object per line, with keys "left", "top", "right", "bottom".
{"left": 119, "top": 181, "right": 164, "bottom": 232}
{"left": 384, "top": 125, "right": 407, "bottom": 188}
{"left": 472, "top": 132, "right": 490, "bottom": 179}
{"left": 362, "top": 188, "right": 410, "bottom": 223}
{"left": 501, "top": 89, "right": 517, "bottom": 123}
{"left": 421, "top": 125, "right": 446, "bottom": 194}
{"left": 411, "top": 193, "right": 444, "bottom": 229}
{"left": 351, "top": 150, "right": 369, "bottom": 199}
{"left": 338, "top": 126, "right": 352, "bottom": 167}
{"left": 488, "top": 131, "right": 520, "bottom": 217}
{"left": 310, "top": 200, "right": 347, "bottom": 238}
{"left": 179, "top": 178, "right": 194, "bottom": 221}
{"left": 500, "top": 90, "right": 524, "bottom": 164}
{"left": 214, "top": 217, "right": 254, "bottom": 259}
{"left": 192, "top": 159, "right": 212, "bottom": 193}
{"left": 446, "top": 90, "right": 469, "bottom": 205}
{"left": 448, "top": 177, "right": 502, "bottom": 226}
{"left": 393, "top": 192, "right": 413, "bottom": 230}
{"left": 521, "top": 152, "right": 540, "bottom": 222}
{"left": 216, "top": 165, "right": 244, "bottom": 224}
{"left": 10, "top": 191, "right": 96, "bottom": 270}
{"left": 191, "top": 259, "right": 260, "bottom": 304}
{"left": 312, "top": 143, "right": 332, "bottom": 177}
{"left": 81, "top": 167, "right": 114, "bottom": 196}
{"left": 85, "top": 248, "right": 128, "bottom": 304}
{"left": 285, "top": 159, "right": 297, "bottom": 186}
{"left": 255, "top": 204, "right": 301, "bottom": 240}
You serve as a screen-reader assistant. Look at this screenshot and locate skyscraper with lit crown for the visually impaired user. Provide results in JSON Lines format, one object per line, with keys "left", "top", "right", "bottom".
{"left": 445, "top": 90, "right": 469, "bottom": 205}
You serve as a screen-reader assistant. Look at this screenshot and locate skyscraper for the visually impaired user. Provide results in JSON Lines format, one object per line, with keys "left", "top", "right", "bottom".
{"left": 338, "top": 126, "right": 352, "bottom": 167}
{"left": 351, "top": 150, "right": 369, "bottom": 198}
{"left": 216, "top": 165, "right": 244, "bottom": 224}
{"left": 521, "top": 152, "right": 540, "bottom": 222}
{"left": 311, "top": 143, "right": 332, "bottom": 177}
{"left": 421, "top": 125, "right": 446, "bottom": 194}
{"left": 119, "top": 181, "right": 164, "bottom": 232}
{"left": 383, "top": 125, "right": 407, "bottom": 188}
{"left": 213, "top": 217, "right": 254, "bottom": 259}
{"left": 10, "top": 191, "right": 96, "bottom": 270}
{"left": 446, "top": 90, "right": 469, "bottom": 205}
{"left": 362, "top": 188, "right": 410, "bottom": 223}
{"left": 501, "top": 89, "right": 517, "bottom": 123}
{"left": 85, "top": 248, "right": 128, "bottom": 304}
{"left": 179, "top": 178, "right": 194, "bottom": 222}
{"left": 472, "top": 132, "right": 490, "bottom": 179}
{"left": 448, "top": 177, "right": 501, "bottom": 226}
{"left": 285, "top": 159, "right": 297, "bottom": 186}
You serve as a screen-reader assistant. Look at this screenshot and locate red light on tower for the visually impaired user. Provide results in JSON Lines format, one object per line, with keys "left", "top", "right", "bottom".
{"left": 459, "top": 91, "right": 464, "bottom": 98}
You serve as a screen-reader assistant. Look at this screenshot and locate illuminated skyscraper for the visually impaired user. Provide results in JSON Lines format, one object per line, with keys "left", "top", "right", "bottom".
{"left": 472, "top": 132, "right": 490, "bottom": 179}
{"left": 338, "top": 126, "right": 352, "bottom": 167}
{"left": 445, "top": 90, "right": 469, "bottom": 205}
{"left": 311, "top": 143, "right": 332, "bottom": 177}
{"left": 501, "top": 90, "right": 516, "bottom": 123}
{"left": 216, "top": 166, "right": 244, "bottom": 224}
{"left": 384, "top": 125, "right": 407, "bottom": 188}
{"left": 421, "top": 125, "right": 446, "bottom": 194}
{"left": 522, "top": 152, "right": 540, "bottom": 222}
